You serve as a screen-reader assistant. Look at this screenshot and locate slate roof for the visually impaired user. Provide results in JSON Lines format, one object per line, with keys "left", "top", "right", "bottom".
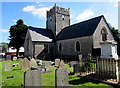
{"left": 28, "top": 27, "right": 54, "bottom": 42}
{"left": 56, "top": 15, "right": 104, "bottom": 40}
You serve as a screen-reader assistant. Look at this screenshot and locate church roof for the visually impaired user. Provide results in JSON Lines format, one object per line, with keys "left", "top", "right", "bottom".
{"left": 28, "top": 27, "right": 54, "bottom": 42}
{"left": 56, "top": 15, "right": 104, "bottom": 40}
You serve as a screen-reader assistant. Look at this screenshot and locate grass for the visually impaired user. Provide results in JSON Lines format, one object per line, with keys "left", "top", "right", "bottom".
{"left": 1, "top": 60, "right": 114, "bottom": 87}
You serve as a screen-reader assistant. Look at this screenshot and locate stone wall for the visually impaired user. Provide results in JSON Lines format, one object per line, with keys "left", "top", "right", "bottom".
{"left": 56, "top": 36, "right": 93, "bottom": 59}
{"left": 93, "top": 17, "right": 114, "bottom": 49}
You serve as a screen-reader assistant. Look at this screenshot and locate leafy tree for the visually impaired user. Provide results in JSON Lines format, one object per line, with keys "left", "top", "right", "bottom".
{"left": 1, "top": 42, "right": 8, "bottom": 53}
{"left": 111, "top": 28, "right": 120, "bottom": 56}
{"left": 9, "top": 19, "right": 28, "bottom": 56}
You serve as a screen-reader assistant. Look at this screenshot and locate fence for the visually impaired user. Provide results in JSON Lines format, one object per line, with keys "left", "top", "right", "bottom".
{"left": 79, "top": 57, "right": 120, "bottom": 83}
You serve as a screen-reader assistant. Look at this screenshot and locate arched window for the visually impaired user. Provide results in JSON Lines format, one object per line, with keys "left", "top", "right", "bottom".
{"left": 101, "top": 29, "right": 107, "bottom": 41}
{"left": 27, "top": 38, "right": 29, "bottom": 51}
{"left": 59, "top": 43, "right": 62, "bottom": 52}
{"left": 76, "top": 41, "right": 80, "bottom": 51}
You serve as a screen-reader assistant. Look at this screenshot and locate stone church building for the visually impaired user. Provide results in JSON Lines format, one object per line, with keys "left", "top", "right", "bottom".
{"left": 24, "top": 5, "right": 115, "bottom": 60}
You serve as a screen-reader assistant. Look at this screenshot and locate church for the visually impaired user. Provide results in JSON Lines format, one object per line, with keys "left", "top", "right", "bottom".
{"left": 24, "top": 5, "right": 115, "bottom": 60}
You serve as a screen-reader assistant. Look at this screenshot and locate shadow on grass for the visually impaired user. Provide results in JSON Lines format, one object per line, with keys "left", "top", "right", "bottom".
{"left": 69, "top": 76, "right": 99, "bottom": 85}
{"left": 12, "top": 69, "right": 21, "bottom": 71}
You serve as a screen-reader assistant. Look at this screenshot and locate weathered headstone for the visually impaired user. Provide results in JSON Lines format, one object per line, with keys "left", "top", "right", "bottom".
{"left": 55, "top": 59, "right": 60, "bottom": 65}
{"left": 29, "top": 58, "right": 37, "bottom": 67}
{"left": 73, "top": 63, "right": 80, "bottom": 74}
{"left": 45, "top": 68, "right": 52, "bottom": 72}
{"left": 55, "top": 68, "right": 68, "bottom": 86}
{"left": 78, "top": 55, "right": 82, "bottom": 61}
{"left": 44, "top": 61, "right": 51, "bottom": 66}
{"left": 13, "top": 56, "right": 17, "bottom": 61}
{"left": 69, "top": 61, "right": 78, "bottom": 67}
{"left": 59, "top": 60, "right": 66, "bottom": 68}
{"left": 24, "top": 70, "right": 42, "bottom": 86}
{"left": 6, "top": 55, "right": 11, "bottom": 61}
{"left": 4, "top": 63, "right": 11, "bottom": 71}
{"left": 21, "top": 58, "right": 30, "bottom": 70}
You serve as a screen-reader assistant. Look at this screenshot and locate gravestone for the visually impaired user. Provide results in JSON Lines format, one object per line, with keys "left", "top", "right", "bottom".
{"left": 4, "top": 63, "right": 11, "bottom": 71}
{"left": 24, "top": 70, "right": 42, "bottom": 86}
{"left": 55, "top": 68, "right": 68, "bottom": 86}
{"left": 45, "top": 68, "right": 52, "bottom": 72}
{"left": 29, "top": 58, "right": 37, "bottom": 67}
{"left": 13, "top": 56, "right": 17, "bottom": 61}
{"left": 21, "top": 58, "right": 30, "bottom": 70}
{"left": 59, "top": 60, "right": 66, "bottom": 68}
{"left": 44, "top": 61, "right": 51, "bottom": 66}
{"left": 6, "top": 55, "right": 11, "bottom": 61}
{"left": 69, "top": 61, "right": 78, "bottom": 67}
{"left": 55, "top": 59, "right": 60, "bottom": 65}
{"left": 78, "top": 55, "right": 82, "bottom": 61}
{"left": 73, "top": 63, "right": 80, "bottom": 74}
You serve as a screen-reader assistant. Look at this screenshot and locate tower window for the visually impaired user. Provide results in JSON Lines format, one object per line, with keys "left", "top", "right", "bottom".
{"left": 76, "top": 41, "right": 80, "bottom": 51}
{"left": 59, "top": 43, "right": 62, "bottom": 52}
{"left": 61, "top": 14, "right": 65, "bottom": 20}
{"left": 49, "top": 16, "right": 52, "bottom": 21}
{"left": 101, "top": 29, "right": 107, "bottom": 41}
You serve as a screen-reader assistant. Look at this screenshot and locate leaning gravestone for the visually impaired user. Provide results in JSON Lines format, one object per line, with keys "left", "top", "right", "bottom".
{"left": 4, "top": 63, "right": 12, "bottom": 71}
{"left": 21, "top": 58, "right": 30, "bottom": 70}
{"left": 6, "top": 55, "right": 11, "bottom": 61}
{"left": 24, "top": 70, "right": 42, "bottom": 86}
{"left": 29, "top": 58, "right": 37, "bottom": 67}
{"left": 55, "top": 59, "right": 60, "bottom": 65}
{"left": 44, "top": 61, "right": 51, "bottom": 66}
{"left": 73, "top": 63, "right": 80, "bottom": 74}
{"left": 55, "top": 68, "right": 68, "bottom": 87}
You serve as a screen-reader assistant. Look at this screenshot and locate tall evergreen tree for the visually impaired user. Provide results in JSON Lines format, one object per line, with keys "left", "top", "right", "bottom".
{"left": 9, "top": 19, "right": 28, "bottom": 56}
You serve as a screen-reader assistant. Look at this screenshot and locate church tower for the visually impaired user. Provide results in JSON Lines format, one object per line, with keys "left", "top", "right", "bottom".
{"left": 46, "top": 4, "right": 70, "bottom": 36}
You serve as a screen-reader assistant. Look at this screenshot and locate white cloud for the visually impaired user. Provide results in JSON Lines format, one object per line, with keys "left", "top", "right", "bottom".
{"left": 32, "top": 7, "right": 50, "bottom": 17}
{"left": 0, "top": 29, "right": 9, "bottom": 33}
{"left": 23, "top": 5, "right": 50, "bottom": 18}
{"left": 23, "top": 5, "right": 36, "bottom": 12}
{"left": 12, "top": 19, "right": 17, "bottom": 22}
{"left": 76, "top": 9, "right": 94, "bottom": 21}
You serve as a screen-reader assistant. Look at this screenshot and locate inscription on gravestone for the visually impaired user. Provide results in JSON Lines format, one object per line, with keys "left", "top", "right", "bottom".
{"left": 24, "top": 70, "right": 42, "bottom": 86}
{"left": 55, "top": 68, "right": 68, "bottom": 87}
{"left": 21, "top": 58, "right": 30, "bottom": 70}
{"left": 4, "top": 63, "right": 11, "bottom": 71}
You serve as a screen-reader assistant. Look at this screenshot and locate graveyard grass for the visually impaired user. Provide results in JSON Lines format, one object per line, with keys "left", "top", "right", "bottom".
{"left": 1, "top": 61, "right": 113, "bottom": 87}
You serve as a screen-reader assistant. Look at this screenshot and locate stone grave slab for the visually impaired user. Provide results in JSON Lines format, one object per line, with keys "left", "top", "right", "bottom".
{"left": 24, "top": 70, "right": 42, "bottom": 86}
{"left": 55, "top": 59, "right": 60, "bottom": 65}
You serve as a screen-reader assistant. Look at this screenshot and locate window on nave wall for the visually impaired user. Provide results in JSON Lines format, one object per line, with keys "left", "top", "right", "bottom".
{"left": 76, "top": 41, "right": 80, "bottom": 51}
{"left": 59, "top": 43, "right": 62, "bottom": 52}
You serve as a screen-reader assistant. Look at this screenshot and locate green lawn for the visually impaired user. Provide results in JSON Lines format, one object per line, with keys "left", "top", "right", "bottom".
{"left": 1, "top": 60, "right": 114, "bottom": 87}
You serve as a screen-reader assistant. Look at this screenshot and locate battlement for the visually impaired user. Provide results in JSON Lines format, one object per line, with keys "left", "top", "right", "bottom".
{"left": 47, "top": 4, "right": 70, "bottom": 15}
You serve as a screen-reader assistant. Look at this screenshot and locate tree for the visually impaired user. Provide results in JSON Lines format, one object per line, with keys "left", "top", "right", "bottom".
{"left": 1, "top": 42, "right": 8, "bottom": 53}
{"left": 111, "top": 28, "right": 120, "bottom": 56}
{"left": 9, "top": 19, "right": 28, "bottom": 56}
